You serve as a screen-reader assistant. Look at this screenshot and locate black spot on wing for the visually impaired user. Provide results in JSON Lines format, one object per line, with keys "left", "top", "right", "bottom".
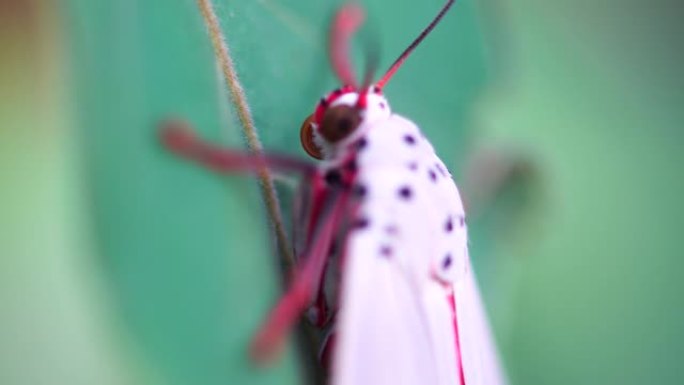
{"left": 355, "top": 137, "right": 368, "bottom": 151}
{"left": 397, "top": 185, "right": 413, "bottom": 200}
{"left": 379, "top": 245, "right": 393, "bottom": 258}
{"left": 442, "top": 253, "right": 453, "bottom": 269}
{"left": 428, "top": 169, "right": 437, "bottom": 182}
{"left": 352, "top": 183, "right": 367, "bottom": 197}
{"left": 352, "top": 217, "right": 369, "bottom": 230}
{"left": 445, "top": 216, "right": 453, "bottom": 233}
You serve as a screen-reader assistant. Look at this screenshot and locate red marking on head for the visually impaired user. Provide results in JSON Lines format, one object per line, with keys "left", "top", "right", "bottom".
{"left": 313, "top": 85, "right": 355, "bottom": 125}
{"left": 356, "top": 89, "right": 369, "bottom": 109}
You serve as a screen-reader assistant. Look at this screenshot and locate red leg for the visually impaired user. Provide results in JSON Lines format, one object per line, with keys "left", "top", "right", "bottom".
{"left": 160, "top": 120, "right": 315, "bottom": 176}
{"left": 161, "top": 120, "right": 353, "bottom": 363}
{"left": 250, "top": 190, "right": 351, "bottom": 362}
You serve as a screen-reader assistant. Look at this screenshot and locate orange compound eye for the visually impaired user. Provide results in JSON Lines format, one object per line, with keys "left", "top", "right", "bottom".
{"left": 300, "top": 114, "right": 323, "bottom": 160}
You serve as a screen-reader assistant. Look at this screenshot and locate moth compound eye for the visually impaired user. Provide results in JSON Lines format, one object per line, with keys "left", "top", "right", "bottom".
{"left": 320, "top": 105, "right": 362, "bottom": 144}
{"left": 299, "top": 114, "right": 323, "bottom": 160}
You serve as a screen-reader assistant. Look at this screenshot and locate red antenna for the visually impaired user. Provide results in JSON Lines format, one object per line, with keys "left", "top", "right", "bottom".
{"left": 376, "top": 0, "right": 455, "bottom": 89}
{"left": 329, "top": 4, "right": 365, "bottom": 89}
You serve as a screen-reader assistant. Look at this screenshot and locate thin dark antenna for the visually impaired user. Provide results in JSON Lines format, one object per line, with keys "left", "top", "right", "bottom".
{"left": 376, "top": 0, "right": 455, "bottom": 89}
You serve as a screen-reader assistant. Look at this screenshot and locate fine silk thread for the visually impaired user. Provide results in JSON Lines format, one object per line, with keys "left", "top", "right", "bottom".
{"left": 196, "top": 0, "right": 295, "bottom": 271}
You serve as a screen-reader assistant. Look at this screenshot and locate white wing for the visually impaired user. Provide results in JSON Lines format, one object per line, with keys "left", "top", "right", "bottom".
{"left": 332, "top": 115, "right": 506, "bottom": 385}
{"left": 455, "top": 258, "right": 507, "bottom": 385}
{"left": 332, "top": 168, "right": 459, "bottom": 385}
{"left": 332, "top": 233, "right": 456, "bottom": 385}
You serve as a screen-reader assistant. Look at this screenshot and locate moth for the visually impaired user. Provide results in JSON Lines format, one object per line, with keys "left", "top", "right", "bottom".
{"left": 162, "top": 1, "right": 506, "bottom": 384}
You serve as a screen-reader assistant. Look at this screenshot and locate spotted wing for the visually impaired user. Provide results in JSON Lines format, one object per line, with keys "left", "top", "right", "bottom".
{"left": 332, "top": 115, "right": 506, "bottom": 385}
{"left": 332, "top": 115, "right": 460, "bottom": 385}
{"left": 332, "top": 168, "right": 460, "bottom": 385}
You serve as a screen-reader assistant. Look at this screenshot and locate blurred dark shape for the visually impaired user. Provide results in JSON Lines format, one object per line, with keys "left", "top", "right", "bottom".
{"left": 464, "top": 146, "right": 540, "bottom": 215}
{"left": 462, "top": 146, "right": 545, "bottom": 249}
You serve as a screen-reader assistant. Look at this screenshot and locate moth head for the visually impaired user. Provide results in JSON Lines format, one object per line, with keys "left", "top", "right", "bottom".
{"left": 300, "top": 85, "right": 391, "bottom": 160}
{"left": 299, "top": 1, "right": 453, "bottom": 159}
{"left": 299, "top": 5, "right": 393, "bottom": 160}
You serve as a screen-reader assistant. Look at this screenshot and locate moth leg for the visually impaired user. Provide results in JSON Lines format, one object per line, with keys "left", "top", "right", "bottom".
{"left": 250, "top": 189, "right": 350, "bottom": 362}
{"left": 160, "top": 120, "right": 350, "bottom": 363}
{"left": 294, "top": 172, "right": 341, "bottom": 327}
{"left": 160, "top": 119, "right": 316, "bottom": 176}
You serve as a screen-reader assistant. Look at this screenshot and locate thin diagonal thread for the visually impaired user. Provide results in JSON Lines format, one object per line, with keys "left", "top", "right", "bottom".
{"left": 197, "top": 0, "right": 295, "bottom": 271}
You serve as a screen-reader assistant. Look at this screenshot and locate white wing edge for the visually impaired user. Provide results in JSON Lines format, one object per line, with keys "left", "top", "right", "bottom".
{"left": 455, "top": 258, "right": 508, "bottom": 385}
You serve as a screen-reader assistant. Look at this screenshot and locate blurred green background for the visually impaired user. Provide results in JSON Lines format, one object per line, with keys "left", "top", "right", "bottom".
{"left": 2, "top": 0, "right": 682, "bottom": 384}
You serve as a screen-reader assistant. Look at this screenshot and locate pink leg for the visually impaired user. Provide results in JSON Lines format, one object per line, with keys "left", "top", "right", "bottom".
{"left": 161, "top": 120, "right": 352, "bottom": 363}
{"left": 160, "top": 120, "right": 315, "bottom": 176}
{"left": 250, "top": 190, "right": 350, "bottom": 362}
{"left": 329, "top": 4, "right": 365, "bottom": 89}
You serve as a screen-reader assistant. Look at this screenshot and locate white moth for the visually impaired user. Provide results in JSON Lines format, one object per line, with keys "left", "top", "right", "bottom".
{"left": 163, "top": 1, "right": 507, "bottom": 384}
{"left": 324, "top": 91, "right": 506, "bottom": 385}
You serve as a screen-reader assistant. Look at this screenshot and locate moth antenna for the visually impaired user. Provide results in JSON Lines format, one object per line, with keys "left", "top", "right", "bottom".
{"left": 356, "top": 35, "right": 380, "bottom": 109}
{"left": 330, "top": 3, "right": 365, "bottom": 89}
{"left": 376, "top": 0, "right": 455, "bottom": 89}
{"left": 359, "top": 19, "right": 381, "bottom": 89}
